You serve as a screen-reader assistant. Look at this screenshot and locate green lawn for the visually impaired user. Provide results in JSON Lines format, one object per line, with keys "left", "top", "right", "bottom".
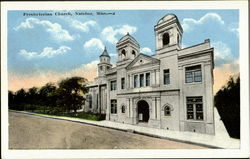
{"left": 10, "top": 109, "right": 105, "bottom": 121}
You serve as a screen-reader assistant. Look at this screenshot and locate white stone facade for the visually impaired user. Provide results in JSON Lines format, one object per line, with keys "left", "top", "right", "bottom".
{"left": 85, "top": 14, "right": 215, "bottom": 134}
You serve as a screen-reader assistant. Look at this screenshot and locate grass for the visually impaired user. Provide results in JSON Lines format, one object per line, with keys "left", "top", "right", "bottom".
{"left": 10, "top": 109, "right": 105, "bottom": 121}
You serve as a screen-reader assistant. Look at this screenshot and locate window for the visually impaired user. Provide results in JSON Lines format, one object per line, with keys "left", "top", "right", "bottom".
{"left": 96, "top": 94, "right": 98, "bottom": 108}
{"left": 163, "top": 33, "right": 170, "bottom": 46}
{"left": 86, "top": 94, "right": 92, "bottom": 108}
{"left": 111, "top": 99, "right": 117, "bottom": 114}
{"left": 132, "top": 50, "right": 136, "bottom": 58}
{"left": 186, "top": 97, "right": 203, "bottom": 120}
{"left": 134, "top": 75, "right": 139, "bottom": 88}
{"left": 164, "top": 106, "right": 171, "bottom": 116}
{"left": 110, "top": 81, "right": 116, "bottom": 91}
{"left": 121, "top": 105, "right": 125, "bottom": 113}
{"left": 146, "top": 73, "right": 150, "bottom": 86}
{"left": 121, "top": 49, "right": 126, "bottom": 59}
{"left": 121, "top": 78, "right": 125, "bottom": 89}
{"left": 107, "top": 66, "right": 110, "bottom": 70}
{"left": 100, "top": 66, "right": 103, "bottom": 71}
{"left": 185, "top": 65, "right": 202, "bottom": 83}
{"left": 164, "top": 69, "right": 170, "bottom": 85}
{"left": 139, "top": 74, "right": 144, "bottom": 87}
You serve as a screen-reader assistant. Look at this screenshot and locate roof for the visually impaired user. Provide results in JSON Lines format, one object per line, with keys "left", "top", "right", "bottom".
{"left": 100, "top": 46, "right": 110, "bottom": 57}
{"left": 126, "top": 53, "right": 160, "bottom": 70}
{"left": 157, "top": 13, "right": 178, "bottom": 24}
{"left": 117, "top": 32, "right": 139, "bottom": 46}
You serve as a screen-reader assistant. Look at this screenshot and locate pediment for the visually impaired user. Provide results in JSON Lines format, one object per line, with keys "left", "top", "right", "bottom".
{"left": 126, "top": 53, "right": 160, "bottom": 70}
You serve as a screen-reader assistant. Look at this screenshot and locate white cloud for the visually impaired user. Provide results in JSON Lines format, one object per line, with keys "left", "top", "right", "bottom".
{"left": 19, "top": 46, "right": 71, "bottom": 60}
{"left": 101, "top": 24, "right": 137, "bottom": 44}
{"left": 211, "top": 41, "right": 234, "bottom": 66}
{"left": 140, "top": 47, "right": 153, "bottom": 55}
{"left": 211, "top": 41, "right": 239, "bottom": 94}
{"left": 228, "top": 24, "right": 239, "bottom": 37}
{"left": 83, "top": 38, "right": 104, "bottom": 51}
{"left": 14, "top": 18, "right": 75, "bottom": 42}
{"left": 70, "top": 20, "right": 97, "bottom": 32}
{"left": 182, "top": 13, "right": 225, "bottom": 32}
{"left": 109, "top": 53, "right": 117, "bottom": 57}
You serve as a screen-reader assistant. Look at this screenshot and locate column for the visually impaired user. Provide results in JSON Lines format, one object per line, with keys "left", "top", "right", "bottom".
{"left": 156, "top": 97, "right": 161, "bottom": 120}
{"left": 151, "top": 97, "right": 156, "bottom": 119}
{"left": 156, "top": 69, "right": 160, "bottom": 86}
{"left": 152, "top": 70, "right": 156, "bottom": 86}
{"left": 126, "top": 98, "right": 130, "bottom": 117}
{"left": 106, "top": 82, "right": 110, "bottom": 120}
{"left": 130, "top": 74, "right": 133, "bottom": 89}
{"left": 130, "top": 98, "right": 133, "bottom": 118}
{"left": 127, "top": 75, "right": 130, "bottom": 89}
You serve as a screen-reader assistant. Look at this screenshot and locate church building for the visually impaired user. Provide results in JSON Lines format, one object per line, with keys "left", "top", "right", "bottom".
{"left": 85, "top": 14, "right": 215, "bottom": 134}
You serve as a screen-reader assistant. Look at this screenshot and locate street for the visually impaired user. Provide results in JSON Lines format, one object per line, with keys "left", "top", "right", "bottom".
{"left": 9, "top": 112, "right": 208, "bottom": 149}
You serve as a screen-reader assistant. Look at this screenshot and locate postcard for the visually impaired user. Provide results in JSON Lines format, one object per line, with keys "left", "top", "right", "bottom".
{"left": 1, "top": 1, "right": 249, "bottom": 158}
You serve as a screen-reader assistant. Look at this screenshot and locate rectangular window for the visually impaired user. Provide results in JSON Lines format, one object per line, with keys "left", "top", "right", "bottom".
{"left": 139, "top": 74, "right": 144, "bottom": 87}
{"left": 186, "top": 97, "right": 203, "bottom": 120}
{"left": 111, "top": 99, "right": 117, "bottom": 114}
{"left": 121, "top": 78, "right": 125, "bottom": 89}
{"left": 110, "top": 80, "right": 116, "bottom": 91}
{"left": 163, "top": 69, "right": 170, "bottom": 85}
{"left": 185, "top": 65, "right": 202, "bottom": 83}
{"left": 146, "top": 73, "right": 150, "bottom": 86}
{"left": 134, "top": 75, "right": 138, "bottom": 88}
{"left": 86, "top": 95, "right": 92, "bottom": 109}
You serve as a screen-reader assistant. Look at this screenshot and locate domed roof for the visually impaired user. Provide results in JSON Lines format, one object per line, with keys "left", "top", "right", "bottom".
{"left": 117, "top": 32, "right": 139, "bottom": 46}
{"left": 100, "top": 46, "right": 110, "bottom": 57}
{"left": 157, "top": 13, "right": 178, "bottom": 24}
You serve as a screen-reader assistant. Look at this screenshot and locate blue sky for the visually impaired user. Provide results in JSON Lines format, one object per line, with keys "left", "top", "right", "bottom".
{"left": 8, "top": 10, "right": 239, "bottom": 93}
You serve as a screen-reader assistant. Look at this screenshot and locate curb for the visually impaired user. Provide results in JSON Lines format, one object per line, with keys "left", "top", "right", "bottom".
{"left": 10, "top": 110, "right": 221, "bottom": 149}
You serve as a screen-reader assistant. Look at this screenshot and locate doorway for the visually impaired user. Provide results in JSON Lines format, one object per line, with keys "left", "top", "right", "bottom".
{"left": 137, "top": 100, "right": 149, "bottom": 122}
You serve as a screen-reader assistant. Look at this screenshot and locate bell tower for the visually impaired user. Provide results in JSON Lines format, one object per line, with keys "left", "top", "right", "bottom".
{"left": 116, "top": 33, "right": 140, "bottom": 63}
{"left": 154, "top": 14, "right": 183, "bottom": 54}
{"left": 98, "top": 47, "right": 112, "bottom": 77}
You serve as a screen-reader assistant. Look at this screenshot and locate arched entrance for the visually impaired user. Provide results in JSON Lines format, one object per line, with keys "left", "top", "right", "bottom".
{"left": 137, "top": 100, "right": 149, "bottom": 122}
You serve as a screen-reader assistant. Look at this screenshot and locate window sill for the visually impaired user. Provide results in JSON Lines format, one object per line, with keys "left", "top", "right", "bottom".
{"left": 185, "top": 82, "right": 202, "bottom": 85}
{"left": 186, "top": 119, "right": 204, "bottom": 123}
{"left": 163, "top": 115, "right": 171, "bottom": 118}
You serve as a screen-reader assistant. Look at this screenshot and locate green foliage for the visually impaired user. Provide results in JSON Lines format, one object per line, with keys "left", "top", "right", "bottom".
{"left": 214, "top": 75, "right": 240, "bottom": 139}
{"left": 8, "top": 76, "right": 102, "bottom": 121}
{"left": 59, "top": 112, "right": 105, "bottom": 121}
{"left": 56, "top": 77, "right": 87, "bottom": 113}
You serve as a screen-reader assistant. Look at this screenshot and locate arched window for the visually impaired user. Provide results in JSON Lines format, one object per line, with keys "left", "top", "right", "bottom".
{"left": 121, "top": 105, "right": 126, "bottom": 113}
{"left": 163, "top": 33, "right": 170, "bottom": 46}
{"left": 164, "top": 106, "right": 171, "bottom": 116}
{"left": 132, "top": 50, "right": 136, "bottom": 58}
{"left": 121, "top": 49, "right": 126, "bottom": 59}
{"left": 177, "top": 34, "right": 180, "bottom": 44}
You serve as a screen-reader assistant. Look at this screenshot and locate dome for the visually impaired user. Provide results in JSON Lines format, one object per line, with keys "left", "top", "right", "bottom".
{"left": 117, "top": 32, "right": 139, "bottom": 46}
{"left": 157, "top": 13, "right": 178, "bottom": 24}
{"left": 100, "top": 46, "right": 110, "bottom": 57}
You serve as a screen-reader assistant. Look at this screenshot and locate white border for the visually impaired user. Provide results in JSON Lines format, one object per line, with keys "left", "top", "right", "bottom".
{"left": 1, "top": 1, "right": 249, "bottom": 158}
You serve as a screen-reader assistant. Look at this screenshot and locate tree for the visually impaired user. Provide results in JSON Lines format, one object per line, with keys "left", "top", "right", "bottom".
{"left": 27, "top": 87, "right": 39, "bottom": 105}
{"left": 8, "top": 91, "right": 15, "bottom": 109}
{"left": 214, "top": 75, "right": 240, "bottom": 139}
{"left": 56, "top": 77, "right": 88, "bottom": 113}
{"left": 39, "top": 83, "right": 57, "bottom": 107}
{"left": 14, "top": 88, "right": 27, "bottom": 110}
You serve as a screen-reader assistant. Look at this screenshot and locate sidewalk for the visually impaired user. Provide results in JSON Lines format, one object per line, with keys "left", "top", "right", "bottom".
{"left": 13, "top": 108, "right": 239, "bottom": 149}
